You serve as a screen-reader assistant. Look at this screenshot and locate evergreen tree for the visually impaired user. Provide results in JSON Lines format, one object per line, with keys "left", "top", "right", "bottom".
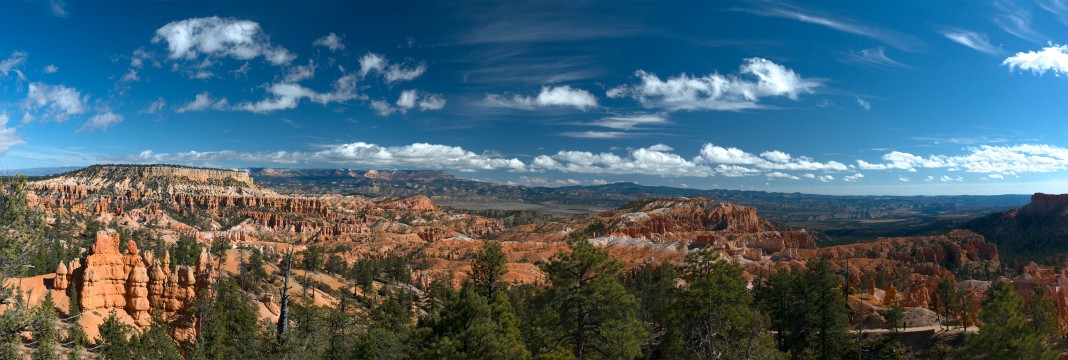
{"left": 755, "top": 260, "right": 851, "bottom": 359}
{"left": 534, "top": 239, "right": 645, "bottom": 359}
{"left": 198, "top": 278, "right": 266, "bottom": 359}
{"left": 31, "top": 292, "right": 59, "bottom": 360}
{"left": 469, "top": 241, "right": 508, "bottom": 299}
{"left": 0, "top": 176, "right": 45, "bottom": 358}
{"left": 131, "top": 310, "right": 183, "bottom": 360}
{"left": 64, "top": 323, "right": 88, "bottom": 360}
{"left": 955, "top": 281, "right": 1058, "bottom": 359}
{"left": 880, "top": 305, "right": 904, "bottom": 333}
{"left": 414, "top": 285, "right": 531, "bottom": 359}
{"left": 97, "top": 311, "right": 132, "bottom": 360}
{"left": 665, "top": 249, "right": 784, "bottom": 359}
{"left": 934, "top": 279, "right": 958, "bottom": 329}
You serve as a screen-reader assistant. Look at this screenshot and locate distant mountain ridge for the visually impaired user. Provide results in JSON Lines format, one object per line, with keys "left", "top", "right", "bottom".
{"left": 963, "top": 193, "right": 1068, "bottom": 263}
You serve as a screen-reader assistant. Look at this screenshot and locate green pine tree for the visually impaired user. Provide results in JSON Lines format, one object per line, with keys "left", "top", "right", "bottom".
{"left": 31, "top": 292, "right": 59, "bottom": 360}
{"left": 954, "top": 281, "right": 1058, "bottom": 360}
{"left": 96, "top": 310, "right": 132, "bottom": 360}
{"left": 666, "top": 249, "right": 784, "bottom": 359}
{"left": 756, "top": 260, "right": 851, "bottom": 360}
{"left": 469, "top": 241, "right": 508, "bottom": 299}
{"left": 534, "top": 238, "right": 645, "bottom": 359}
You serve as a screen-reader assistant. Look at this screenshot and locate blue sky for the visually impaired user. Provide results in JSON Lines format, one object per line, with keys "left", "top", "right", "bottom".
{"left": 2, "top": 0, "right": 1068, "bottom": 195}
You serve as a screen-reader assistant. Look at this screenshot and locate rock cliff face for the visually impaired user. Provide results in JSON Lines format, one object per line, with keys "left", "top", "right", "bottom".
{"left": 1016, "top": 193, "right": 1068, "bottom": 217}
{"left": 59, "top": 230, "right": 214, "bottom": 339}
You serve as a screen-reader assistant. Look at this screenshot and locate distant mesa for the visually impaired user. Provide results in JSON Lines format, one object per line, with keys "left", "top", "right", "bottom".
{"left": 963, "top": 193, "right": 1068, "bottom": 262}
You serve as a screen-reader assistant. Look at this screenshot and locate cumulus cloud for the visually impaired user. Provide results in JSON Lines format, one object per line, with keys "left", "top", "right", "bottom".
{"left": 843, "top": 173, "right": 865, "bottom": 182}
{"left": 0, "top": 51, "right": 27, "bottom": 80}
{"left": 607, "top": 58, "right": 819, "bottom": 112}
{"left": 139, "top": 98, "right": 167, "bottom": 114}
{"left": 859, "top": 144, "right": 1068, "bottom": 175}
{"left": 80, "top": 112, "right": 123, "bottom": 132}
{"left": 940, "top": 175, "right": 963, "bottom": 182}
{"left": 42, "top": 64, "right": 58, "bottom": 74}
{"left": 357, "top": 52, "right": 426, "bottom": 83}
{"left": 312, "top": 33, "right": 345, "bottom": 52}
{"left": 176, "top": 92, "right": 229, "bottom": 113}
{"left": 698, "top": 144, "right": 848, "bottom": 172}
{"left": 941, "top": 29, "right": 1002, "bottom": 55}
{"left": 1003, "top": 43, "right": 1068, "bottom": 76}
{"left": 373, "top": 89, "right": 447, "bottom": 116}
{"left": 137, "top": 142, "right": 526, "bottom": 172}
{"left": 152, "top": 17, "right": 295, "bottom": 66}
{"left": 856, "top": 97, "right": 871, "bottom": 111}
{"left": 531, "top": 145, "right": 714, "bottom": 176}
{"left": 0, "top": 113, "right": 25, "bottom": 155}
{"left": 282, "top": 60, "right": 316, "bottom": 83}
{"left": 898, "top": 176, "right": 910, "bottom": 182}
{"left": 817, "top": 175, "right": 835, "bottom": 182}
{"left": 234, "top": 73, "right": 360, "bottom": 113}
{"left": 766, "top": 171, "right": 800, "bottom": 180}
{"left": 485, "top": 85, "right": 599, "bottom": 110}
{"left": 23, "top": 83, "right": 88, "bottom": 121}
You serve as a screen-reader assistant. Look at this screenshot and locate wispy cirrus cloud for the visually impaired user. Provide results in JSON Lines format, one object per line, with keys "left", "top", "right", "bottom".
{"left": 1003, "top": 43, "right": 1068, "bottom": 76}
{"left": 607, "top": 58, "right": 819, "bottom": 112}
{"left": 741, "top": 2, "right": 923, "bottom": 51}
{"left": 371, "top": 89, "right": 446, "bottom": 116}
{"left": 940, "top": 29, "right": 1002, "bottom": 55}
{"left": 993, "top": 1, "right": 1046, "bottom": 43}
{"left": 843, "top": 47, "right": 912, "bottom": 69}
{"left": 0, "top": 51, "right": 28, "bottom": 80}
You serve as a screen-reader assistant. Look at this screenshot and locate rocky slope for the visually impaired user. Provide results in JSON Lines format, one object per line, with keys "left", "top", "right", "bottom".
{"left": 963, "top": 193, "right": 1068, "bottom": 262}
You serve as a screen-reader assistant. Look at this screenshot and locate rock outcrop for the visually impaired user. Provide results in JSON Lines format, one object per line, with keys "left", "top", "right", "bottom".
{"left": 58, "top": 229, "right": 214, "bottom": 339}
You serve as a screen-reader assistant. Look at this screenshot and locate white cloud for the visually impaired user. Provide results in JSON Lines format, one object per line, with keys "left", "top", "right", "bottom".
{"left": 860, "top": 144, "right": 1068, "bottom": 175}
{"left": 941, "top": 29, "right": 1002, "bottom": 55}
{"left": 0, "top": 113, "right": 25, "bottom": 155}
{"left": 176, "top": 92, "right": 229, "bottom": 113}
{"left": 845, "top": 47, "right": 911, "bottom": 68}
{"left": 374, "top": 89, "right": 447, "bottom": 116}
{"left": 766, "top": 171, "right": 800, "bottom": 180}
{"left": 137, "top": 142, "right": 525, "bottom": 172}
{"left": 744, "top": 4, "right": 921, "bottom": 51}
{"left": 358, "top": 53, "right": 386, "bottom": 77}
{"left": 139, "top": 98, "right": 167, "bottom": 114}
{"left": 485, "top": 85, "right": 599, "bottom": 110}
{"left": 817, "top": 175, "right": 834, "bottom": 182}
{"left": 1003, "top": 43, "right": 1068, "bottom": 76}
{"left": 23, "top": 83, "right": 88, "bottom": 121}
{"left": 370, "top": 100, "right": 396, "bottom": 116}
{"left": 234, "top": 73, "right": 360, "bottom": 114}
{"left": 0, "top": 51, "right": 27, "bottom": 80}
{"left": 647, "top": 144, "right": 673, "bottom": 152}
{"left": 49, "top": 0, "right": 68, "bottom": 17}
{"left": 940, "top": 175, "right": 963, "bottom": 182}
{"left": 357, "top": 52, "right": 426, "bottom": 83}
{"left": 80, "top": 112, "right": 123, "bottom": 132}
{"left": 152, "top": 17, "right": 295, "bottom": 66}
{"left": 531, "top": 145, "right": 714, "bottom": 177}
{"left": 588, "top": 113, "right": 667, "bottom": 130}
{"left": 42, "top": 64, "right": 58, "bottom": 74}
{"left": 607, "top": 58, "right": 819, "bottom": 112}
{"left": 987, "top": 173, "right": 1005, "bottom": 179}
{"left": 994, "top": 1, "right": 1045, "bottom": 43}
{"left": 699, "top": 144, "right": 848, "bottom": 171}
{"left": 898, "top": 176, "right": 910, "bottom": 182}
{"left": 312, "top": 33, "right": 345, "bottom": 52}
{"left": 843, "top": 173, "right": 865, "bottom": 182}
{"left": 856, "top": 97, "right": 871, "bottom": 111}
{"left": 282, "top": 60, "right": 316, "bottom": 83}
{"left": 558, "top": 131, "right": 630, "bottom": 139}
